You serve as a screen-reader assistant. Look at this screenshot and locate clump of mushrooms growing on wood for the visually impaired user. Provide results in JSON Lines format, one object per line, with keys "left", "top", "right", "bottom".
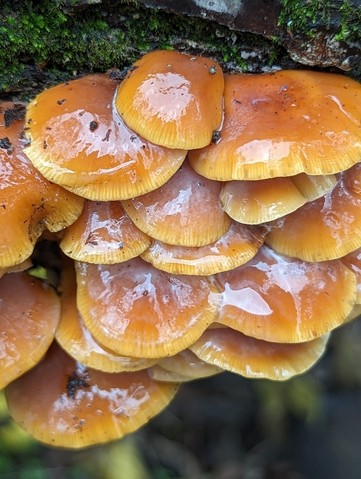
{"left": 0, "top": 49, "right": 361, "bottom": 448}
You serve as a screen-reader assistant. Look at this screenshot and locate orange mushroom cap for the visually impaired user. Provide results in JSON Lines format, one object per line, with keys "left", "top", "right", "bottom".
{"left": 220, "top": 173, "right": 337, "bottom": 224}
{"left": 266, "top": 164, "right": 361, "bottom": 261}
{"left": 0, "top": 102, "right": 84, "bottom": 268}
{"left": 75, "top": 257, "right": 220, "bottom": 358}
{"left": 189, "top": 71, "right": 361, "bottom": 180}
{"left": 6, "top": 342, "right": 179, "bottom": 448}
{"left": 60, "top": 200, "right": 152, "bottom": 264}
{"left": 0, "top": 271, "right": 60, "bottom": 389}
{"left": 342, "top": 247, "right": 361, "bottom": 304}
{"left": 141, "top": 220, "right": 266, "bottom": 275}
{"left": 114, "top": 50, "right": 224, "bottom": 149}
{"left": 189, "top": 327, "right": 330, "bottom": 381}
{"left": 214, "top": 245, "right": 356, "bottom": 343}
{"left": 24, "top": 75, "right": 187, "bottom": 200}
{"left": 56, "top": 259, "right": 157, "bottom": 373}
{"left": 122, "top": 160, "right": 231, "bottom": 247}
{"left": 150, "top": 349, "right": 222, "bottom": 383}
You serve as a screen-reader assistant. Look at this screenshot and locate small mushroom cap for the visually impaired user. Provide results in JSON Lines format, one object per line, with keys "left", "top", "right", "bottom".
{"left": 123, "top": 160, "right": 231, "bottom": 247}
{"left": 266, "top": 164, "right": 361, "bottom": 262}
{"left": 5, "top": 342, "right": 179, "bottom": 448}
{"left": 189, "top": 327, "right": 330, "bottom": 381}
{"left": 342, "top": 248, "right": 361, "bottom": 304}
{"left": 215, "top": 245, "right": 356, "bottom": 343}
{"left": 189, "top": 71, "right": 361, "bottom": 180}
{"left": 150, "top": 349, "right": 222, "bottom": 383}
{"left": 0, "top": 102, "right": 84, "bottom": 268}
{"left": 76, "top": 257, "right": 220, "bottom": 358}
{"left": 141, "top": 221, "right": 266, "bottom": 275}
{"left": 0, "top": 271, "right": 60, "bottom": 389}
{"left": 60, "top": 200, "right": 152, "bottom": 264}
{"left": 25, "top": 75, "right": 186, "bottom": 200}
{"left": 114, "top": 50, "right": 224, "bottom": 149}
{"left": 56, "top": 260, "right": 157, "bottom": 373}
{"left": 220, "top": 174, "right": 337, "bottom": 224}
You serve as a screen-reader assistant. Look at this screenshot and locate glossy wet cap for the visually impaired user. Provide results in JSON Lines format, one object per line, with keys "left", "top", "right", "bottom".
{"left": 189, "top": 71, "right": 361, "bottom": 180}
{"left": 266, "top": 164, "right": 361, "bottom": 261}
{"left": 6, "top": 342, "right": 179, "bottom": 448}
{"left": 76, "top": 257, "right": 220, "bottom": 358}
{"left": 0, "top": 271, "right": 60, "bottom": 389}
{"left": 190, "top": 327, "right": 330, "bottom": 381}
{"left": 220, "top": 174, "right": 337, "bottom": 224}
{"left": 122, "top": 160, "right": 231, "bottom": 247}
{"left": 24, "top": 75, "right": 187, "bottom": 200}
{"left": 60, "top": 200, "right": 152, "bottom": 264}
{"left": 214, "top": 245, "right": 356, "bottom": 343}
{"left": 114, "top": 50, "right": 224, "bottom": 149}
{"left": 0, "top": 102, "right": 84, "bottom": 268}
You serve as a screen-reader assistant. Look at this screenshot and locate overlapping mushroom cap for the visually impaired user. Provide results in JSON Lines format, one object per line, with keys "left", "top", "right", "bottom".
{"left": 114, "top": 50, "right": 224, "bottom": 149}
{"left": 24, "top": 75, "right": 187, "bottom": 200}
{"left": 189, "top": 71, "right": 361, "bottom": 180}
{"left": 0, "top": 48, "right": 361, "bottom": 451}
{"left": 0, "top": 102, "right": 84, "bottom": 267}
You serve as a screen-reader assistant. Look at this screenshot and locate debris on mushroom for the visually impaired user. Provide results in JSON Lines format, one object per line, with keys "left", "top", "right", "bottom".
{"left": 5, "top": 342, "right": 179, "bottom": 448}
{"left": 0, "top": 102, "right": 84, "bottom": 268}
{"left": 188, "top": 71, "right": 361, "bottom": 180}
{"left": 60, "top": 200, "right": 152, "bottom": 264}
{"left": 114, "top": 50, "right": 224, "bottom": 149}
{"left": 24, "top": 75, "right": 187, "bottom": 200}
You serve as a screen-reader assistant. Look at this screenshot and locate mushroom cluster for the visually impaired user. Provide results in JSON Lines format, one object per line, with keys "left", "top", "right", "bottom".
{"left": 1, "top": 49, "right": 361, "bottom": 448}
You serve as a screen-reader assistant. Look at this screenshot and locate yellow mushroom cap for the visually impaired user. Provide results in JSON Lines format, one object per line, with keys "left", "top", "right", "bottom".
{"left": 6, "top": 342, "right": 179, "bottom": 448}
{"left": 215, "top": 245, "right": 356, "bottom": 343}
{"left": 114, "top": 50, "right": 224, "bottom": 149}
{"left": 0, "top": 102, "right": 84, "bottom": 268}
{"left": 24, "top": 75, "right": 187, "bottom": 200}
{"left": 60, "top": 200, "right": 152, "bottom": 264}
{"left": 141, "top": 221, "right": 266, "bottom": 275}
{"left": 76, "top": 257, "right": 220, "bottom": 358}
{"left": 150, "top": 349, "right": 222, "bottom": 383}
{"left": 220, "top": 173, "right": 337, "bottom": 224}
{"left": 189, "top": 71, "right": 361, "bottom": 180}
{"left": 122, "top": 160, "right": 231, "bottom": 247}
{"left": 190, "top": 327, "right": 330, "bottom": 381}
{"left": 342, "top": 248, "right": 361, "bottom": 304}
{"left": 0, "top": 271, "right": 60, "bottom": 389}
{"left": 56, "top": 259, "right": 157, "bottom": 373}
{"left": 266, "top": 164, "right": 361, "bottom": 262}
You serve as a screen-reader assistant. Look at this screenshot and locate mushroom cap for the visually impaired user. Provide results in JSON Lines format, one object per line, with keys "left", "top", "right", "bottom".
{"left": 141, "top": 221, "right": 266, "bottom": 275}
{"left": 24, "top": 75, "right": 187, "bottom": 200}
{"left": 266, "top": 164, "right": 361, "bottom": 262}
{"left": 215, "top": 245, "right": 356, "bottom": 343}
{"left": 122, "top": 160, "right": 231, "bottom": 247}
{"left": 342, "top": 248, "right": 361, "bottom": 304}
{"left": 150, "top": 349, "right": 222, "bottom": 383}
{"left": 76, "top": 257, "right": 220, "bottom": 358}
{"left": 189, "top": 327, "right": 330, "bottom": 381}
{"left": 56, "top": 260, "right": 157, "bottom": 373}
{"left": 114, "top": 50, "right": 224, "bottom": 149}
{"left": 5, "top": 342, "right": 179, "bottom": 448}
{"left": 0, "top": 271, "right": 60, "bottom": 389}
{"left": 60, "top": 200, "right": 151, "bottom": 264}
{"left": 220, "top": 173, "right": 337, "bottom": 224}
{"left": 189, "top": 71, "right": 361, "bottom": 180}
{"left": 0, "top": 102, "right": 84, "bottom": 268}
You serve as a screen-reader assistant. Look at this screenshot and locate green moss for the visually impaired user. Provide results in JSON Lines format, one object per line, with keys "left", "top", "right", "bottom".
{"left": 278, "top": 0, "right": 361, "bottom": 43}
{"left": 0, "top": 0, "right": 282, "bottom": 95}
